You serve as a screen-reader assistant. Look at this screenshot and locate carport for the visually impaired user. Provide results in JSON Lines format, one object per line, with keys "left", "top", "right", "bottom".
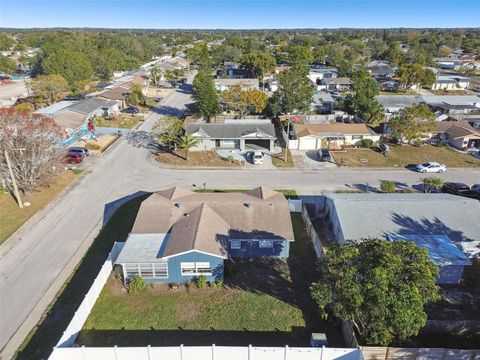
{"left": 245, "top": 138, "right": 272, "bottom": 151}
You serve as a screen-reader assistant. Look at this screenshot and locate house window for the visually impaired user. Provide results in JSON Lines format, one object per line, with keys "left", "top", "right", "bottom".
{"left": 124, "top": 262, "right": 168, "bottom": 279}
{"left": 352, "top": 135, "right": 363, "bottom": 140}
{"left": 230, "top": 240, "right": 242, "bottom": 249}
{"left": 181, "top": 262, "right": 212, "bottom": 276}
{"left": 259, "top": 240, "right": 274, "bottom": 248}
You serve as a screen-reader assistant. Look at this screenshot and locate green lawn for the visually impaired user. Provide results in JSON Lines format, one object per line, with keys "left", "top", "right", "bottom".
{"left": 0, "top": 170, "right": 80, "bottom": 245}
{"left": 94, "top": 114, "right": 143, "bottom": 129}
{"left": 76, "top": 213, "right": 343, "bottom": 347}
{"left": 15, "top": 194, "right": 149, "bottom": 360}
{"left": 332, "top": 145, "right": 480, "bottom": 168}
{"left": 272, "top": 149, "right": 294, "bottom": 168}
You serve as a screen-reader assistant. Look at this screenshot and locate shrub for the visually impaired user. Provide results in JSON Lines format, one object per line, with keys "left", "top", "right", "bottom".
{"left": 212, "top": 279, "right": 224, "bottom": 288}
{"left": 195, "top": 275, "right": 208, "bottom": 288}
{"left": 361, "top": 138, "right": 373, "bottom": 148}
{"left": 224, "top": 260, "right": 237, "bottom": 276}
{"left": 71, "top": 168, "right": 83, "bottom": 175}
{"left": 85, "top": 142, "right": 102, "bottom": 150}
{"left": 128, "top": 275, "right": 147, "bottom": 294}
{"left": 380, "top": 181, "right": 396, "bottom": 193}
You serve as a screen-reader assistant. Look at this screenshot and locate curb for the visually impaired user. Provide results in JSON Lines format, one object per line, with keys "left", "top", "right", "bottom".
{"left": 0, "top": 170, "right": 89, "bottom": 257}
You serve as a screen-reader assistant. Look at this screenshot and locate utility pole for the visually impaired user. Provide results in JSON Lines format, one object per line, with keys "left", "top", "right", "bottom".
{"left": 4, "top": 150, "right": 23, "bottom": 208}
{"left": 284, "top": 120, "right": 290, "bottom": 162}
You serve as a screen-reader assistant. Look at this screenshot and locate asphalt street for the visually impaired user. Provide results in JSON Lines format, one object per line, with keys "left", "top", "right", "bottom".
{"left": 1, "top": 80, "right": 480, "bottom": 357}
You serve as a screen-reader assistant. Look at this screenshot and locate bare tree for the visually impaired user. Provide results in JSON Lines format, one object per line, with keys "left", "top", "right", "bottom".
{"left": 0, "top": 108, "right": 64, "bottom": 194}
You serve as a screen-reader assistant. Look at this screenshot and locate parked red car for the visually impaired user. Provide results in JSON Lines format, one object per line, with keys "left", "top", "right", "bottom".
{"left": 64, "top": 153, "right": 83, "bottom": 164}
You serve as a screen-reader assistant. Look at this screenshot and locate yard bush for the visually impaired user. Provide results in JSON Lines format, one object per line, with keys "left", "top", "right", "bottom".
{"left": 128, "top": 275, "right": 148, "bottom": 294}
{"left": 380, "top": 181, "right": 396, "bottom": 193}
{"left": 71, "top": 168, "right": 83, "bottom": 175}
{"left": 212, "top": 279, "right": 224, "bottom": 288}
{"left": 195, "top": 275, "right": 208, "bottom": 288}
{"left": 361, "top": 139, "right": 373, "bottom": 148}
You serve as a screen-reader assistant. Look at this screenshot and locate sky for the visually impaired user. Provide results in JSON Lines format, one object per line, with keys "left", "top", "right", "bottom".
{"left": 0, "top": 0, "right": 478, "bottom": 29}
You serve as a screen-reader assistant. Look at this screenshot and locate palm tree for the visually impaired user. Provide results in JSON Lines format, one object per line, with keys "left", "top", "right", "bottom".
{"left": 423, "top": 176, "right": 443, "bottom": 193}
{"left": 150, "top": 66, "right": 160, "bottom": 87}
{"left": 176, "top": 134, "right": 199, "bottom": 161}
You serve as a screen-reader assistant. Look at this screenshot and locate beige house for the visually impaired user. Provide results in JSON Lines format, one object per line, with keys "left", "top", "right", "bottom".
{"left": 289, "top": 123, "right": 380, "bottom": 150}
{"left": 431, "top": 121, "right": 480, "bottom": 150}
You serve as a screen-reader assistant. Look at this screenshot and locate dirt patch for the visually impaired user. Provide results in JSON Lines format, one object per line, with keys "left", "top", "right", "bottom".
{"left": 176, "top": 301, "right": 202, "bottom": 322}
{"left": 156, "top": 151, "right": 241, "bottom": 167}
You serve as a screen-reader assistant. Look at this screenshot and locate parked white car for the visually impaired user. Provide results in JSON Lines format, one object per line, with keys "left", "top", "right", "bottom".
{"left": 415, "top": 161, "right": 447, "bottom": 173}
{"left": 252, "top": 151, "right": 264, "bottom": 165}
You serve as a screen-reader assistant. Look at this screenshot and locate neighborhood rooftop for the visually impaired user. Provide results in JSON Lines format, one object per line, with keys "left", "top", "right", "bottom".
{"left": 186, "top": 122, "right": 276, "bottom": 139}
{"left": 66, "top": 98, "right": 118, "bottom": 115}
{"left": 324, "top": 193, "right": 480, "bottom": 256}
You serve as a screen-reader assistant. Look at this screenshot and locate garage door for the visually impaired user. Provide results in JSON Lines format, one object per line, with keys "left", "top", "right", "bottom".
{"left": 299, "top": 137, "right": 318, "bottom": 150}
{"left": 245, "top": 139, "right": 270, "bottom": 150}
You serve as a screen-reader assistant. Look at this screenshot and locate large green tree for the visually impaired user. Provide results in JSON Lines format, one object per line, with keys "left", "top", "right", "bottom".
{"left": 348, "top": 68, "right": 384, "bottom": 124}
{"left": 43, "top": 48, "right": 93, "bottom": 87}
{"left": 388, "top": 103, "right": 436, "bottom": 144}
{"left": 192, "top": 69, "right": 220, "bottom": 121}
{"left": 30, "top": 74, "right": 69, "bottom": 105}
{"left": 277, "top": 67, "right": 313, "bottom": 114}
{"left": 239, "top": 51, "right": 275, "bottom": 80}
{"left": 310, "top": 238, "right": 439, "bottom": 346}
{"left": 396, "top": 64, "right": 435, "bottom": 90}
{"left": 0, "top": 55, "right": 16, "bottom": 74}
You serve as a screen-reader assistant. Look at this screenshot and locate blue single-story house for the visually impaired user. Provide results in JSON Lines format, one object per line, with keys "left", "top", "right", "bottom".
{"left": 115, "top": 187, "right": 295, "bottom": 283}
{"left": 388, "top": 234, "right": 471, "bottom": 284}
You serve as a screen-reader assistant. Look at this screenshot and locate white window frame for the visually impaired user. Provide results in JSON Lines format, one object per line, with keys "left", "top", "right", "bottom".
{"left": 259, "top": 240, "right": 274, "bottom": 248}
{"left": 230, "top": 240, "right": 242, "bottom": 250}
{"left": 124, "top": 262, "right": 168, "bottom": 280}
{"left": 181, "top": 262, "right": 212, "bottom": 276}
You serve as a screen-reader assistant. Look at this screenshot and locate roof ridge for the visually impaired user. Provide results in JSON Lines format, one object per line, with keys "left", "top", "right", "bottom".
{"left": 190, "top": 203, "right": 205, "bottom": 250}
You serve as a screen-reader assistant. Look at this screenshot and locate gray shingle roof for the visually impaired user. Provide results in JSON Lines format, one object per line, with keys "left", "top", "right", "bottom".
{"left": 67, "top": 98, "right": 117, "bottom": 115}
{"left": 326, "top": 193, "right": 480, "bottom": 256}
{"left": 186, "top": 123, "right": 276, "bottom": 139}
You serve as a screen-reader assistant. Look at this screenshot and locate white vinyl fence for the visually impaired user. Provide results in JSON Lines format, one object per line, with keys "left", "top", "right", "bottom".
{"left": 49, "top": 345, "right": 364, "bottom": 360}
{"left": 288, "top": 199, "right": 303, "bottom": 213}
{"left": 301, "top": 204, "right": 324, "bottom": 258}
{"left": 55, "top": 242, "right": 124, "bottom": 348}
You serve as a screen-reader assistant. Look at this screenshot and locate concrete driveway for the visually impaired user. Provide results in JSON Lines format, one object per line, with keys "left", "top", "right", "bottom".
{"left": 290, "top": 149, "right": 337, "bottom": 170}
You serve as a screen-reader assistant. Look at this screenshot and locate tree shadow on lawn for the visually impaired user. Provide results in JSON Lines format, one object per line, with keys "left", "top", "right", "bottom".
{"left": 15, "top": 194, "right": 149, "bottom": 360}
{"left": 225, "top": 218, "right": 345, "bottom": 347}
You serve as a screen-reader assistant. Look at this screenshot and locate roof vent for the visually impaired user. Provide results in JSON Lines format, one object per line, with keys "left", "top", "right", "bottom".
{"left": 175, "top": 203, "right": 181, "bottom": 208}
{"left": 244, "top": 203, "right": 252, "bottom": 208}
{"left": 184, "top": 213, "right": 189, "bottom": 217}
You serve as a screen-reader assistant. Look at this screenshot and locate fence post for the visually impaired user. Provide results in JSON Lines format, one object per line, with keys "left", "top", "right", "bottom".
{"left": 180, "top": 344, "right": 184, "bottom": 360}
{"left": 248, "top": 344, "right": 252, "bottom": 360}
{"left": 114, "top": 345, "right": 118, "bottom": 360}
{"left": 284, "top": 345, "right": 288, "bottom": 360}
{"left": 81, "top": 345, "right": 86, "bottom": 360}
{"left": 147, "top": 345, "right": 151, "bottom": 360}
{"left": 212, "top": 344, "right": 215, "bottom": 360}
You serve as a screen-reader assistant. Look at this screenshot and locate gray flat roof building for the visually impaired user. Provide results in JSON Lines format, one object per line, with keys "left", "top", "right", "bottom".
{"left": 324, "top": 193, "right": 480, "bottom": 257}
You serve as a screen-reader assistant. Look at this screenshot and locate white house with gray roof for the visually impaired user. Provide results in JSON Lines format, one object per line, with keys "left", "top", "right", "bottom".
{"left": 186, "top": 121, "right": 277, "bottom": 152}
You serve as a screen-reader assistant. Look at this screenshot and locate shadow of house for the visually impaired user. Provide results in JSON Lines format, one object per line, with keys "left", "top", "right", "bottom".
{"left": 16, "top": 194, "right": 149, "bottom": 360}
{"left": 229, "top": 229, "right": 290, "bottom": 259}
{"left": 103, "top": 191, "right": 151, "bottom": 227}
{"left": 76, "top": 328, "right": 310, "bottom": 348}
